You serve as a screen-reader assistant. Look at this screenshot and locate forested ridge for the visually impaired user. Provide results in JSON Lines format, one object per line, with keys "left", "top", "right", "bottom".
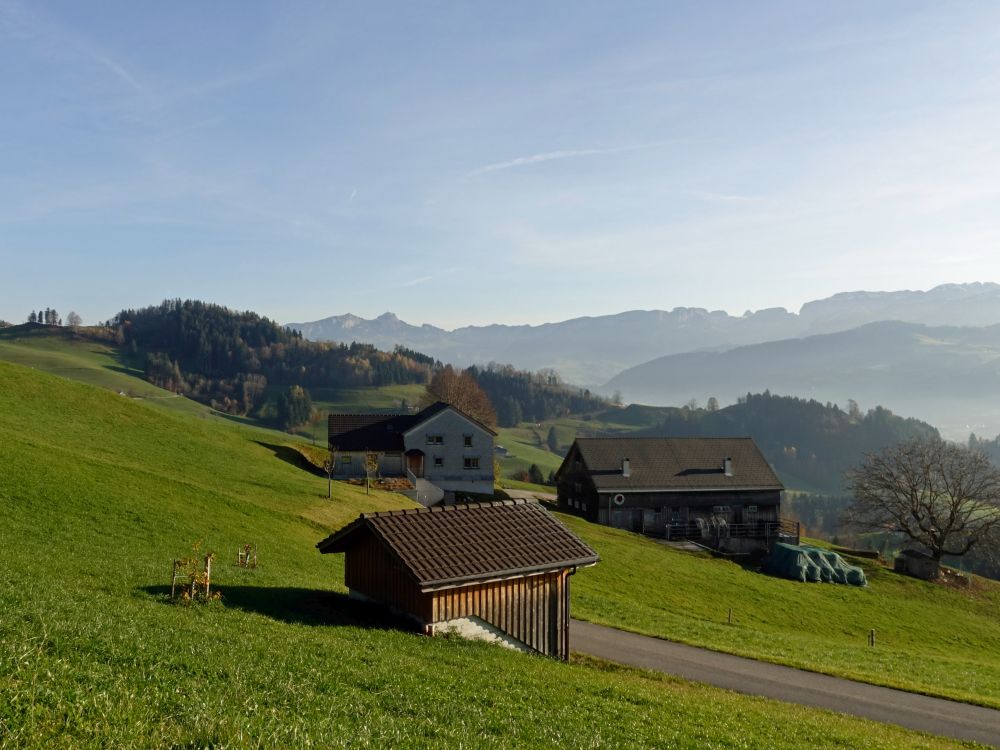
{"left": 105, "top": 300, "right": 606, "bottom": 427}
{"left": 468, "top": 364, "right": 608, "bottom": 427}
{"left": 632, "top": 391, "right": 939, "bottom": 493}
{"left": 110, "top": 300, "right": 433, "bottom": 419}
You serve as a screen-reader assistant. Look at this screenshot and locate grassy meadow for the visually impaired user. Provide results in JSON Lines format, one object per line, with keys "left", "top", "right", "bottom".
{"left": 568, "top": 518, "right": 1000, "bottom": 708}
{"left": 0, "top": 359, "right": 983, "bottom": 748}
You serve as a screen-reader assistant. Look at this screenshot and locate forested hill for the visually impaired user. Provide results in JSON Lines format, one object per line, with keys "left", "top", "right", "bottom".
{"left": 468, "top": 364, "right": 608, "bottom": 427}
{"left": 111, "top": 300, "right": 434, "bottom": 417}
{"left": 629, "top": 392, "right": 939, "bottom": 492}
{"left": 108, "top": 300, "right": 607, "bottom": 428}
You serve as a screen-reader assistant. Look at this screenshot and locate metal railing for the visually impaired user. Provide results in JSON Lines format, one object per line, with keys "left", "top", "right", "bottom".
{"left": 660, "top": 518, "right": 800, "bottom": 544}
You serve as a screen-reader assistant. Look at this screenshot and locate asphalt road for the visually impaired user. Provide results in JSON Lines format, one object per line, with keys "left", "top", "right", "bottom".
{"left": 571, "top": 619, "right": 1000, "bottom": 747}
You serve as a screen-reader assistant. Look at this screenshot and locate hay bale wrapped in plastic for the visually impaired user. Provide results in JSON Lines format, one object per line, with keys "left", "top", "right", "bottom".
{"left": 763, "top": 543, "right": 867, "bottom": 586}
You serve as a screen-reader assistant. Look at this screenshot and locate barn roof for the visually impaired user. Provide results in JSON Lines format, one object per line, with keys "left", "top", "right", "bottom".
{"left": 328, "top": 401, "right": 495, "bottom": 452}
{"left": 566, "top": 436, "right": 783, "bottom": 492}
{"left": 316, "top": 499, "right": 598, "bottom": 589}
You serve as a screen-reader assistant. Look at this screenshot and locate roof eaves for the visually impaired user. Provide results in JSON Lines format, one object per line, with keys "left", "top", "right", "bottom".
{"left": 591, "top": 484, "right": 784, "bottom": 493}
{"left": 418, "top": 555, "right": 600, "bottom": 591}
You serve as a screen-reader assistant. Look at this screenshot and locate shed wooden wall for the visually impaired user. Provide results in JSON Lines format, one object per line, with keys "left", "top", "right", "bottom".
{"left": 431, "top": 570, "right": 570, "bottom": 660}
{"left": 344, "top": 532, "right": 574, "bottom": 659}
{"left": 344, "top": 534, "right": 432, "bottom": 622}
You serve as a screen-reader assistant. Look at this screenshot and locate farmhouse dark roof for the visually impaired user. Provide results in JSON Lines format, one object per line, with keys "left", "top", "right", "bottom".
{"left": 568, "top": 437, "right": 783, "bottom": 491}
{"left": 316, "top": 499, "right": 598, "bottom": 588}
{"left": 328, "top": 401, "right": 495, "bottom": 451}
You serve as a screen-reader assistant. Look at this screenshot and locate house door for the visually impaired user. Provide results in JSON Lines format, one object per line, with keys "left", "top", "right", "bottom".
{"left": 406, "top": 450, "right": 424, "bottom": 478}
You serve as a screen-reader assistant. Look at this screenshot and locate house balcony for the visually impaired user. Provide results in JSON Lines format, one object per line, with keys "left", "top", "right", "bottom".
{"left": 660, "top": 517, "right": 800, "bottom": 546}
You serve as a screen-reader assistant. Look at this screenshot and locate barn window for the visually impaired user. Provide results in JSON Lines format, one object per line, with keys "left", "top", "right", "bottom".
{"left": 340, "top": 455, "right": 352, "bottom": 464}
{"left": 464, "top": 457, "right": 480, "bottom": 470}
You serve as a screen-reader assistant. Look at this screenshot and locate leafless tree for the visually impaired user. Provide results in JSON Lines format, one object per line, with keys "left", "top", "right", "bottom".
{"left": 845, "top": 438, "right": 1000, "bottom": 561}
{"left": 364, "top": 450, "right": 380, "bottom": 495}
{"left": 323, "top": 446, "right": 338, "bottom": 499}
{"left": 66, "top": 311, "right": 83, "bottom": 327}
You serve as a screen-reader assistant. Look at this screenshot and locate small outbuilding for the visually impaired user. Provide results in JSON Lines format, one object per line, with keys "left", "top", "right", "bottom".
{"left": 894, "top": 548, "right": 940, "bottom": 580}
{"left": 316, "top": 499, "right": 599, "bottom": 659}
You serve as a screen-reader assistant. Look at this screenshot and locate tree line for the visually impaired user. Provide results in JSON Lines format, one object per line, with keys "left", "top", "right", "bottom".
{"left": 635, "top": 391, "right": 939, "bottom": 493}
{"left": 26, "top": 309, "right": 83, "bottom": 326}
{"left": 467, "top": 363, "right": 609, "bottom": 427}
{"left": 110, "top": 300, "right": 435, "bottom": 427}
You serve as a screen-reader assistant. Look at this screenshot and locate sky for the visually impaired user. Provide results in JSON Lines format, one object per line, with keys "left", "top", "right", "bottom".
{"left": 2, "top": 1, "right": 1000, "bottom": 329}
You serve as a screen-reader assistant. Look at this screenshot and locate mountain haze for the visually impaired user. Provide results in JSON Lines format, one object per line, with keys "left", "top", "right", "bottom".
{"left": 288, "top": 283, "right": 1000, "bottom": 384}
{"left": 603, "top": 321, "right": 1000, "bottom": 441}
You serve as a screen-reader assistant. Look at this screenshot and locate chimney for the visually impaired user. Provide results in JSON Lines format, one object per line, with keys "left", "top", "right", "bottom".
{"left": 622, "top": 457, "right": 631, "bottom": 478}
{"left": 724, "top": 457, "right": 733, "bottom": 477}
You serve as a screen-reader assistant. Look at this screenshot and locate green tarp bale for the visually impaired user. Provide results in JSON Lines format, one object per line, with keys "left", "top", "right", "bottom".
{"left": 763, "top": 543, "right": 867, "bottom": 586}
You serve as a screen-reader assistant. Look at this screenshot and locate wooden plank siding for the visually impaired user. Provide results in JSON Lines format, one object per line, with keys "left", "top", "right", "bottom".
{"left": 344, "top": 534, "right": 432, "bottom": 622}
{"left": 344, "top": 535, "right": 573, "bottom": 659}
{"left": 430, "top": 570, "right": 569, "bottom": 660}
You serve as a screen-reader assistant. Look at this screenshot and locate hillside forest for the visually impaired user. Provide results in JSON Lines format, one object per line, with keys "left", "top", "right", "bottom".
{"left": 103, "top": 300, "right": 608, "bottom": 429}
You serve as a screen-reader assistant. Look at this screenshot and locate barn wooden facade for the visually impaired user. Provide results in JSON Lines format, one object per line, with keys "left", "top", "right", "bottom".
{"left": 556, "top": 436, "right": 794, "bottom": 552}
{"left": 316, "top": 500, "right": 598, "bottom": 659}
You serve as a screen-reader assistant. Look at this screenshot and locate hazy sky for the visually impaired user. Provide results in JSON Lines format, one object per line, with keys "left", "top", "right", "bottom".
{"left": 2, "top": 1, "right": 1000, "bottom": 328}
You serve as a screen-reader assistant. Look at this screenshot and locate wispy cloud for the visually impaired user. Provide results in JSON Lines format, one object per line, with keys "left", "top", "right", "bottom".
{"left": 688, "top": 190, "right": 764, "bottom": 203}
{"left": 468, "top": 143, "right": 657, "bottom": 177}
{"left": 0, "top": 0, "right": 146, "bottom": 94}
{"left": 400, "top": 275, "right": 433, "bottom": 288}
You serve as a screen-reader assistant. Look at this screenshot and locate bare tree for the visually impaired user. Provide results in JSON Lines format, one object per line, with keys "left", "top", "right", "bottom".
{"left": 364, "top": 450, "right": 380, "bottom": 495}
{"left": 323, "top": 446, "right": 338, "bottom": 499}
{"left": 846, "top": 438, "right": 1000, "bottom": 561}
{"left": 66, "top": 311, "right": 83, "bottom": 327}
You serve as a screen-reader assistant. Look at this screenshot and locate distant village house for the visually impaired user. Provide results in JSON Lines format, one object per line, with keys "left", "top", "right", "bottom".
{"left": 329, "top": 401, "right": 496, "bottom": 505}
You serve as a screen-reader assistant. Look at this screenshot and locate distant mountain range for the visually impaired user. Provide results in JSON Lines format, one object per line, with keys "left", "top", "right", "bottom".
{"left": 604, "top": 321, "right": 1000, "bottom": 441}
{"left": 288, "top": 282, "right": 1000, "bottom": 386}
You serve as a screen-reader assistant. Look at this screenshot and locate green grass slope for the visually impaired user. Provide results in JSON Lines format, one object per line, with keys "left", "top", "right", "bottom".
{"left": 568, "top": 518, "right": 1000, "bottom": 709}
{"left": 0, "top": 360, "right": 975, "bottom": 749}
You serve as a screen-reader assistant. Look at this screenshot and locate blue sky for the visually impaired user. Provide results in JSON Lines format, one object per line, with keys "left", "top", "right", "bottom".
{"left": 2, "top": 1, "right": 1000, "bottom": 328}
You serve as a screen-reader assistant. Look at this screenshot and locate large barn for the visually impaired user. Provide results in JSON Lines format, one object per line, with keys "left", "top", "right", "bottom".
{"left": 556, "top": 436, "right": 795, "bottom": 552}
{"left": 316, "top": 499, "right": 599, "bottom": 659}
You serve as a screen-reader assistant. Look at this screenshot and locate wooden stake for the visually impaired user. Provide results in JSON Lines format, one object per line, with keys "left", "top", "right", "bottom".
{"left": 204, "top": 555, "right": 212, "bottom": 599}
{"left": 728, "top": 607, "right": 733, "bottom": 625}
{"left": 868, "top": 629, "right": 876, "bottom": 647}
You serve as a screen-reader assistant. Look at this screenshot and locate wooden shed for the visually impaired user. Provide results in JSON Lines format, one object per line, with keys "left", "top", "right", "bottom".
{"left": 316, "top": 499, "right": 599, "bottom": 659}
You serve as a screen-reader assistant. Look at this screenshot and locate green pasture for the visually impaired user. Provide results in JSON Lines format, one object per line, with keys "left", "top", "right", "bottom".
{"left": 0, "top": 360, "right": 979, "bottom": 748}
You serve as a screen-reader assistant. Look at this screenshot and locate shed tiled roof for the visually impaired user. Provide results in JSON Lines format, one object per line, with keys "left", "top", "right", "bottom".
{"left": 569, "top": 437, "right": 783, "bottom": 491}
{"left": 328, "top": 401, "right": 494, "bottom": 452}
{"left": 316, "top": 499, "right": 598, "bottom": 588}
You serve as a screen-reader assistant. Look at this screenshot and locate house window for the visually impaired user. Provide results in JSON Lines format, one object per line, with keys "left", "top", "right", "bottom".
{"left": 433, "top": 457, "right": 444, "bottom": 468}
{"left": 426, "top": 434, "right": 444, "bottom": 445}
{"left": 464, "top": 457, "right": 480, "bottom": 470}
{"left": 463, "top": 434, "right": 473, "bottom": 448}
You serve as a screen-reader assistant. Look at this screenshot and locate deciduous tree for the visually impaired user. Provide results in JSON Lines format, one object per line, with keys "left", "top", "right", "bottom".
{"left": 422, "top": 365, "right": 496, "bottom": 428}
{"left": 846, "top": 438, "right": 1000, "bottom": 561}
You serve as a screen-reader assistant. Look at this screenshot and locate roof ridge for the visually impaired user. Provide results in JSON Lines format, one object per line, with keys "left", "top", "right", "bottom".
{"left": 361, "top": 497, "right": 535, "bottom": 520}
